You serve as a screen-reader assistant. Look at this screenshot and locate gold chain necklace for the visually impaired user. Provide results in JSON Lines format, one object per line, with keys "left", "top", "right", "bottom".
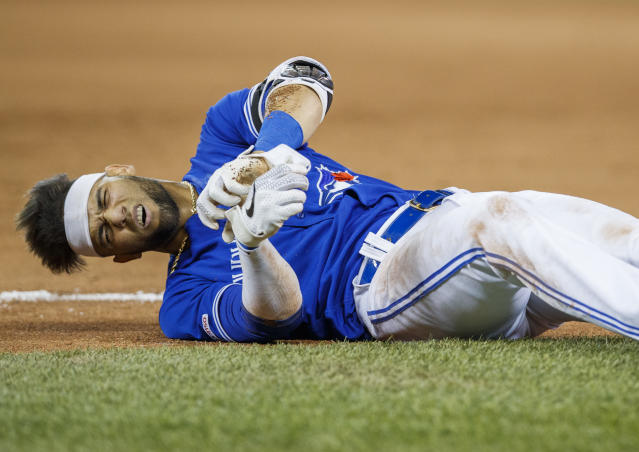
{"left": 169, "top": 181, "right": 197, "bottom": 275}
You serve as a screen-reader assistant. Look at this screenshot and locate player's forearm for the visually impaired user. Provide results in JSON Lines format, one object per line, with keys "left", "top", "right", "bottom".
{"left": 264, "top": 85, "right": 322, "bottom": 144}
{"left": 238, "top": 240, "right": 302, "bottom": 321}
{"left": 252, "top": 57, "right": 333, "bottom": 152}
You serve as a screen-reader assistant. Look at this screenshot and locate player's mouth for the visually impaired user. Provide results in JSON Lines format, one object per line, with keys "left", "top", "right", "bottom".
{"left": 135, "top": 204, "right": 151, "bottom": 229}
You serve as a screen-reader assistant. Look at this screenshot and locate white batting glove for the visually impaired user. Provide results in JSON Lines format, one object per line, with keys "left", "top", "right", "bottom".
{"left": 222, "top": 164, "right": 309, "bottom": 247}
{"left": 255, "top": 143, "right": 311, "bottom": 174}
{"left": 197, "top": 144, "right": 310, "bottom": 231}
{"left": 196, "top": 148, "right": 262, "bottom": 230}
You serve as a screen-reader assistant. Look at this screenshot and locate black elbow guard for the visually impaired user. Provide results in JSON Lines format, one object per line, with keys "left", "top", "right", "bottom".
{"left": 244, "top": 56, "right": 334, "bottom": 137}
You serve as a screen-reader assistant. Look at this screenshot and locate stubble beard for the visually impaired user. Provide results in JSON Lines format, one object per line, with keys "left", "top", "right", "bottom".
{"left": 128, "top": 177, "right": 180, "bottom": 251}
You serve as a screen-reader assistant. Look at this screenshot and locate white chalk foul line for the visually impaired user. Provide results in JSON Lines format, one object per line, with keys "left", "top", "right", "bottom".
{"left": 0, "top": 290, "right": 163, "bottom": 303}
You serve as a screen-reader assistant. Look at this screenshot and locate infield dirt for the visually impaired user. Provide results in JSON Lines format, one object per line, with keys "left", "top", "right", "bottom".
{"left": 1, "top": 0, "right": 637, "bottom": 351}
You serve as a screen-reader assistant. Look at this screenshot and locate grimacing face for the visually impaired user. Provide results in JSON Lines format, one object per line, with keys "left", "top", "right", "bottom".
{"left": 87, "top": 175, "right": 180, "bottom": 257}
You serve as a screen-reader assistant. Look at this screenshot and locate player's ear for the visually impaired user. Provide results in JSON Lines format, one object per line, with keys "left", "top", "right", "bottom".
{"left": 105, "top": 164, "right": 136, "bottom": 177}
{"left": 113, "top": 252, "right": 142, "bottom": 263}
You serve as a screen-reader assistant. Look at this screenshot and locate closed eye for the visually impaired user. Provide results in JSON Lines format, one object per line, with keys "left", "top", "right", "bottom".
{"left": 99, "top": 223, "right": 106, "bottom": 247}
{"left": 96, "top": 186, "right": 109, "bottom": 211}
{"left": 97, "top": 187, "right": 103, "bottom": 210}
{"left": 100, "top": 222, "right": 113, "bottom": 247}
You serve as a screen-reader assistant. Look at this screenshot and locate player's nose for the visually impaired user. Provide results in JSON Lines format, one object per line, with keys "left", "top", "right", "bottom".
{"left": 105, "top": 205, "right": 127, "bottom": 228}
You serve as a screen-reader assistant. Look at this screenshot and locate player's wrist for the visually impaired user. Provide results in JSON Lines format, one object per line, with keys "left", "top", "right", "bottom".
{"left": 222, "top": 165, "right": 308, "bottom": 246}
{"left": 236, "top": 240, "right": 260, "bottom": 254}
{"left": 244, "top": 144, "right": 310, "bottom": 176}
{"left": 254, "top": 111, "right": 304, "bottom": 152}
{"left": 222, "top": 205, "right": 267, "bottom": 248}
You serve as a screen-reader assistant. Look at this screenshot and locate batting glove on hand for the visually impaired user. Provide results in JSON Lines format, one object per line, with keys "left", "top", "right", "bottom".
{"left": 196, "top": 144, "right": 310, "bottom": 231}
{"left": 256, "top": 143, "right": 311, "bottom": 173}
{"left": 222, "top": 164, "right": 309, "bottom": 248}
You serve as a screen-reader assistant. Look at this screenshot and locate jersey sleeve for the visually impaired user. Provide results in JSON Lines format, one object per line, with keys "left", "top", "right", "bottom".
{"left": 188, "top": 85, "right": 311, "bottom": 189}
{"left": 159, "top": 275, "right": 302, "bottom": 343}
{"left": 186, "top": 89, "right": 260, "bottom": 189}
{"left": 191, "top": 89, "right": 257, "bottom": 163}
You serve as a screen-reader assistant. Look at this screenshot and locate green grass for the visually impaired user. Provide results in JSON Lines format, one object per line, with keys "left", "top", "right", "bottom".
{"left": 1, "top": 338, "right": 638, "bottom": 452}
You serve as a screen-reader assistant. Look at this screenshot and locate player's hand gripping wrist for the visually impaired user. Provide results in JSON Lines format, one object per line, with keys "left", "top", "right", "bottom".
{"left": 222, "top": 164, "right": 309, "bottom": 247}
{"left": 253, "top": 143, "right": 311, "bottom": 173}
{"left": 197, "top": 144, "right": 310, "bottom": 231}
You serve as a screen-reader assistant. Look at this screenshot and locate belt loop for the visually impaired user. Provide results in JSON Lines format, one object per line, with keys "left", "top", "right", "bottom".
{"left": 357, "top": 190, "right": 453, "bottom": 285}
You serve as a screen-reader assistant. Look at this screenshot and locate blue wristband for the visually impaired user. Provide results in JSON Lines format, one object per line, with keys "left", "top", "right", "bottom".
{"left": 254, "top": 110, "right": 304, "bottom": 151}
{"left": 236, "top": 241, "right": 258, "bottom": 253}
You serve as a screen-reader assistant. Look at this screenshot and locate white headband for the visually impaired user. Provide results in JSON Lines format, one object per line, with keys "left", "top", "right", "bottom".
{"left": 64, "top": 173, "right": 104, "bottom": 257}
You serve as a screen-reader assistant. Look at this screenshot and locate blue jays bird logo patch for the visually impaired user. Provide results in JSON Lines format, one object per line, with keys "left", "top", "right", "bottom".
{"left": 315, "top": 165, "right": 359, "bottom": 206}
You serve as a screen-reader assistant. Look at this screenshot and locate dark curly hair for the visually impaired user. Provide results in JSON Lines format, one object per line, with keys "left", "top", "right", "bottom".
{"left": 16, "top": 174, "right": 85, "bottom": 273}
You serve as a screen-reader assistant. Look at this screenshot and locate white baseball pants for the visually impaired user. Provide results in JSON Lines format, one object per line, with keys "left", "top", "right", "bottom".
{"left": 353, "top": 189, "right": 639, "bottom": 340}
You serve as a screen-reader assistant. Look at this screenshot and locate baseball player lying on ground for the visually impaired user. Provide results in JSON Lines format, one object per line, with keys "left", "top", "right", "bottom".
{"left": 18, "top": 57, "right": 639, "bottom": 342}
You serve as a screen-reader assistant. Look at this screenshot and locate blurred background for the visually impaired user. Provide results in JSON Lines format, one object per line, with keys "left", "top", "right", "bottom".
{"left": 1, "top": 0, "right": 638, "bottom": 293}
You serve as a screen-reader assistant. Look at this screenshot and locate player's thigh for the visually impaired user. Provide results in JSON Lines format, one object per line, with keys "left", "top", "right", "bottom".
{"left": 366, "top": 258, "right": 532, "bottom": 340}
{"left": 511, "top": 191, "right": 639, "bottom": 266}
{"left": 362, "top": 195, "right": 533, "bottom": 339}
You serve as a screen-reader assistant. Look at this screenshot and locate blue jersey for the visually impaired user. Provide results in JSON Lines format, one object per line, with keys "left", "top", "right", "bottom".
{"left": 159, "top": 89, "right": 416, "bottom": 342}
